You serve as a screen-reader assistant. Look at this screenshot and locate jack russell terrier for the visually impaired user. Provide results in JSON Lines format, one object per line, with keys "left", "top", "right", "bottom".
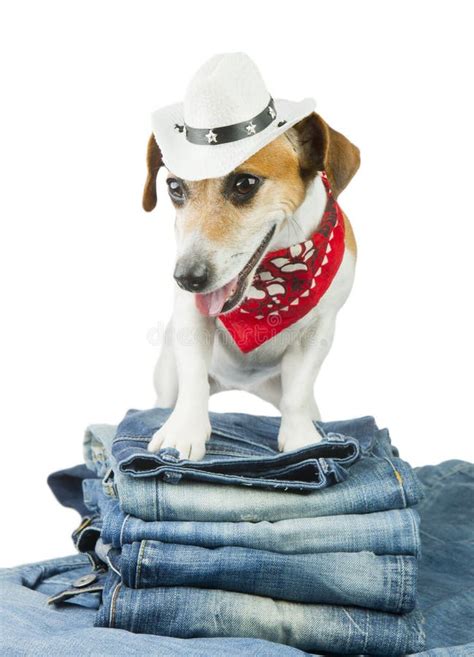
{"left": 142, "top": 53, "right": 359, "bottom": 460}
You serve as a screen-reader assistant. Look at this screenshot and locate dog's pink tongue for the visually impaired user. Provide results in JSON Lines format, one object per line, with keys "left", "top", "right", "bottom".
{"left": 195, "top": 277, "right": 238, "bottom": 316}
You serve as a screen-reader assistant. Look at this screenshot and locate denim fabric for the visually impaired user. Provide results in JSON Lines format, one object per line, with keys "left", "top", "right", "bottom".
{"left": 48, "top": 465, "right": 420, "bottom": 558}
{"left": 58, "top": 457, "right": 473, "bottom": 655}
{"left": 84, "top": 423, "right": 117, "bottom": 479}
{"left": 113, "top": 408, "right": 364, "bottom": 491}
{"left": 82, "top": 414, "right": 424, "bottom": 651}
{"left": 95, "top": 571, "right": 424, "bottom": 655}
{"left": 2, "top": 553, "right": 473, "bottom": 657}
{"left": 50, "top": 468, "right": 420, "bottom": 613}
{"left": 0, "top": 555, "right": 312, "bottom": 657}
{"left": 74, "top": 471, "right": 420, "bottom": 612}
{"left": 114, "top": 447, "right": 421, "bottom": 521}
{"left": 416, "top": 460, "right": 474, "bottom": 651}
{"left": 47, "top": 464, "right": 95, "bottom": 517}
{"left": 3, "top": 461, "right": 473, "bottom": 655}
{"left": 83, "top": 420, "right": 423, "bottom": 522}
{"left": 50, "top": 412, "right": 474, "bottom": 655}
{"left": 109, "top": 540, "right": 417, "bottom": 612}
{"left": 101, "top": 497, "right": 420, "bottom": 556}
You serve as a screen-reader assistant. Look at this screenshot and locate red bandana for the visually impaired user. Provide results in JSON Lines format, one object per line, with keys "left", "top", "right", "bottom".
{"left": 219, "top": 172, "right": 345, "bottom": 352}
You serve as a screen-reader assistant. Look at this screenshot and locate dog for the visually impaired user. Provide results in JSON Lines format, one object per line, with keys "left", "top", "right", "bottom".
{"left": 142, "top": 53, "right": 359, "bottom": 460}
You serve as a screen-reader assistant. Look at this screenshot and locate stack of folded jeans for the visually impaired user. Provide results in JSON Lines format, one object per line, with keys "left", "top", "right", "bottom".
{"left": 49, "top": 408, "right": 426, "bottom": 656}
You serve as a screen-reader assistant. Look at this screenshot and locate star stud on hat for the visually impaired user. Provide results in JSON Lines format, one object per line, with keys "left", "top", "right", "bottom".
{"left": 205, "top": 129, "right": 218, "bottom": 144}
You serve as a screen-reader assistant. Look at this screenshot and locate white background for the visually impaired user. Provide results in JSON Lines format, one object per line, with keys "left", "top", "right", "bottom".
{"left": 0, "top": 0, "right": 472, "bottom": 567}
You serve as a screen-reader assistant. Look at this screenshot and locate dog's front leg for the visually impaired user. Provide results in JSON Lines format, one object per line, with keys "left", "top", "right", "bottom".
{"left": 278, "top": 315, "right": 336, "bottom": 452}
{"left": 148, "top": 291, "right": 214, "bottom": 460}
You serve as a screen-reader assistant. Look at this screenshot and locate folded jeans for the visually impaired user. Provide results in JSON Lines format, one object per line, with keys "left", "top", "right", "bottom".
{"left": 82, "top": 418, "right": 422, "bottom": 522}
{"left": 113, "top": 409, "right": 362, "bottom": 491}
{"left": 109, "top": 539, "right": 417, "bottom": 612}
{"left": 100, "top": 497, "right": 420, "bottom": 556}
{"left": 95, "top": 572, "right": 425, "bottom": 656}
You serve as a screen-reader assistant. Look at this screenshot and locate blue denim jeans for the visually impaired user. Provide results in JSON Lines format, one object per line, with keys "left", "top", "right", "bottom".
{"left": 0, "top": 555, "right": 313, "bottom": 657}
{"left": 95, "top": 572, "right": 424, "bottom": 655}
{"left": 51, "top": 462, "right": 421, "bottom": 613}
{"left": 111, "top": 408, "right": 362, "bottom": 491}
{"left": 108, "top": 540, "right": 417, "bottom": 612}
{"left": 56, "top": 472, "right": 420, "bottom": 615}
{"left": 68, "top": 467, "right": 421, "bottom": 613}
{"left": 3, "top": 462, "right": 472, "bottom": 655}
{"left": 73, "top": 412, "right": 425, "bottom": 654}
{"left": 100, "top": 498, "right": 420, "bottom": 556}
{"left": 84, "top": 414, "right": 423, "bottom": 522}
{"left": 415, "top": 460, "right": 474, "bottom": 651}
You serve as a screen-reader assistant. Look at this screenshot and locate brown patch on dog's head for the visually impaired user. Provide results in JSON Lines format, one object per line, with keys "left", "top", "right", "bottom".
{"left": 165, "top": 135, "right": 307, "bottom": 248}
{"left": 142, "top": 135, "right": 163, "bottom": 212}
{"left": 235, "top": 135, "right": 305, "bottom": 200}
{"left": 286, "top": 112, "right": 360, "bottom": 198}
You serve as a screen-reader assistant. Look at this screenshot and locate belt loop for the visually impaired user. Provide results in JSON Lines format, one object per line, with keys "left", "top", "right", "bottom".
{"left": 102, "top": 467, "right": 117, "bottom": 497}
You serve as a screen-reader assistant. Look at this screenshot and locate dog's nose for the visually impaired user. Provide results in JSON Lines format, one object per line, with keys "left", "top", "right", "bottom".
{"left": 174, "top": 260, "right": 210, "bottom": 292}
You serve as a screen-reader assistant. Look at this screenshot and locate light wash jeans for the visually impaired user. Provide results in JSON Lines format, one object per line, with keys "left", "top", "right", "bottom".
{"left": 108, "top": 540, "right": 417, "bottom": 612}
{"left": 76, "top": 412, "right": 425, "bottom": 653}
{"left": 0, "top": 555, "right": 311, "bottom": 657}
{"left": 50, "top": 470, "right": 420, "bottom": 613}
{"left": 100, "top": 497, "right": 420, "bottom": 556}
{"left": 96, "top": 571, "right": 424, "bottom": 655}
{"left": 2, "top": 461, "right": 473, "bottom": 655}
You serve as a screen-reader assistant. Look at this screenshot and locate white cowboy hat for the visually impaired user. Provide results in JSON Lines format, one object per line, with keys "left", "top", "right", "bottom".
{"left": 151, "top": 52, "right": 316, "bottom": 181}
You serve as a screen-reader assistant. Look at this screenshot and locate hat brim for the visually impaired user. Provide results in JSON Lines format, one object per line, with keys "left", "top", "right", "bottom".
{"left": 151, "top": 97, "right": 316, "bottom": 181}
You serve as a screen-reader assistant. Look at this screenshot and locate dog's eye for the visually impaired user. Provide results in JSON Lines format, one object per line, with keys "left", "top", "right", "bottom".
{"left": 167, "top": 178, "right": 185, "bottom": 202}
{"left": 233, "top": 174, "right": 260, "bottom": 197}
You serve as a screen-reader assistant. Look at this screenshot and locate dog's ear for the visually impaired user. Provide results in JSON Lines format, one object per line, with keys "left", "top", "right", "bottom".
{"left": 142, "top": 135, "right": 164, "bottom": 212}
{"left": 287, "top": 113, "right": 360, "bottom": 198}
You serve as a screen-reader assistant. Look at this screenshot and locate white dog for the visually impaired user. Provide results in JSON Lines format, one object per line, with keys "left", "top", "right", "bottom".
{"left": 142, "top": 53, "right": 359, "bottom": 460}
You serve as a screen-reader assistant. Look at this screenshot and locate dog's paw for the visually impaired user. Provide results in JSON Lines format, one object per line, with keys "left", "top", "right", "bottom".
{"left": 147, "top": 412, "right": 211, "bottom": 461}
{"left": 278, "top": 416, "right": 324, "bottom": 452}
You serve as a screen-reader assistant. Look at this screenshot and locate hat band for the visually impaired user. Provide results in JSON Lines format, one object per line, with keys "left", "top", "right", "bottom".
{"left": 183, "top": 97, "right": 277, "bottom": 146}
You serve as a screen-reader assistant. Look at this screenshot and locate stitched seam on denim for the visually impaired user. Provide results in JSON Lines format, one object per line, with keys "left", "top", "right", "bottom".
{"left": 383, "top": 456, "right": 408, "bottom": 508}
{"left": 397, "top": 555, "right": 405, "bottom": 613}
{"left": 166, "top": 470, "right": 322, "bottom": 488}
{"left": 150, "top": 465, "right": 324, "bottom": 485}
{"left": 85, "top": 553, "right": 96, "bottom": 569}
{"left": 131, "top": 468, "right": 322, "bottom": 489}
{"left": 407, "top": 508, "right": 421, "bottom": 557}
{"left": 407, "top": 557, "right": 417, "bottom": 612}
{"left": 154, "top": 476, "right": 159, "bottom": 519}
{"left": 120, "top": 514, "right": 130, "bottom": 548}
{"left": 48, "top": 585, "right": 104, "bottom": 604}
{"left": 109, "top": 581, "right": 121, "bottom": 628}
{"left": 383, "top": 558, "right": 394, "bottom": 613}
{"left": 386, "top": 556, "right": 400, "bottom": 613}
{"left": 135, "top": 540, "right": 147, "bottom": 589}
{"left": 106, "top": 553, "right": 121, "bottom": 577}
